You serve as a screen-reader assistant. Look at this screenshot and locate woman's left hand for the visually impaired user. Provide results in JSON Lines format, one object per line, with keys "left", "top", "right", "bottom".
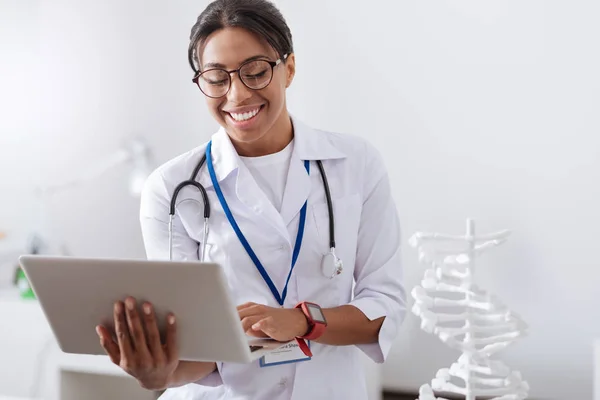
{"left": 237, "top": 302, "right": 308, "bottom": 342}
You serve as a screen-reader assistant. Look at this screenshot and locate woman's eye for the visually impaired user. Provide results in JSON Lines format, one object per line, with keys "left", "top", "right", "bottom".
{"left": 244, "top": 70, "right": 267, "bottom": 79}
{"left": 207, "top": 79, "right": 228, "bottom": 86}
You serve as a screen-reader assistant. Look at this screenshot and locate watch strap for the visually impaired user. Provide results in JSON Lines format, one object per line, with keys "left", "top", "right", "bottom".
{"left": 295, "top": 302, "right": 327, "bottom": 341}
{"left": 295, "top": 337, "right": 313, "bottom": 357}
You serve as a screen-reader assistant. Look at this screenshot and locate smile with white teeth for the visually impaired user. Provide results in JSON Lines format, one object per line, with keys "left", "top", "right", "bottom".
{"left": 228, "top": 107, "right": 261, "bottom": 122}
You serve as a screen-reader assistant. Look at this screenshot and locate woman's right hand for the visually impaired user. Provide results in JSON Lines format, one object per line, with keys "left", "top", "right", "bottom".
{"left": 96, "top": 297, "right": 179, "bottom": 391}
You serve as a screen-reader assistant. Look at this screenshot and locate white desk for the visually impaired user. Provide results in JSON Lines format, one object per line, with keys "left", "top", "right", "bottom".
{"left": 0, "top": 290, "right": 157, "bottom": 400}
{"left": 54, "top": 353, "right": 159, "bottom": 400}
{"left": 0, "top": 289, "right": 381, "bottom": 400}
{"left": 0, "top": 397, "right": 40, "bottom": 400}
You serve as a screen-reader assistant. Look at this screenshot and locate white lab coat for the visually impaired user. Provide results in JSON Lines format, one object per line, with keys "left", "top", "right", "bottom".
{"left": 140, "top": 117, "right": 406, "bottom": 400}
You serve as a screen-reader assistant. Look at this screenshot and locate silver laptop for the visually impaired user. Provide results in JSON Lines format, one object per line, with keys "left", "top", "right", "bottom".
{"left": 19, "top": 255, "right": 290, "bottom": 363}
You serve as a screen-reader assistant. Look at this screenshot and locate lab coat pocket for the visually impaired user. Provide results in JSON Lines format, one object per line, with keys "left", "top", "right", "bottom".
{"left": 197, "top": 242, "right": 213, "bottom": 261}
{"left": 301, "top": 193, "right": 361, "bottom": 305}
{"left": 312, "top": 192, "right": 361, "bottom": 266}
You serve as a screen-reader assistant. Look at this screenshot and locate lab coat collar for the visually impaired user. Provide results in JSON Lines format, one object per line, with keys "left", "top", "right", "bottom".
{"left": 202, "top": 127, "right": 239, "bottom": 188}
{"left": 290, "top": 116, "right": 347, "bottom": 161}
{"left": 203, "top": 115, "right": 347, "bottom": 188}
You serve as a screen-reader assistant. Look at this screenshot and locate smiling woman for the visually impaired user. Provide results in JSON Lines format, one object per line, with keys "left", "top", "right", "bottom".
{"left": 94, "top": 0, "right": 406, "bottom": 399}
{"left": 188, "top": 1, "right": 296, "bottom": 157}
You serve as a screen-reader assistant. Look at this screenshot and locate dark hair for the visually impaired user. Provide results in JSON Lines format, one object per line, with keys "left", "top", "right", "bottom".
{"left": 188, "top": 0, "right": 294, "bottom": 74}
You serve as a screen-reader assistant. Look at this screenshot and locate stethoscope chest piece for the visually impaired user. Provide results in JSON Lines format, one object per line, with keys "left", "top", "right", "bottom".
{"left": 322, "top": 248, "right": 343, "bottom": 279}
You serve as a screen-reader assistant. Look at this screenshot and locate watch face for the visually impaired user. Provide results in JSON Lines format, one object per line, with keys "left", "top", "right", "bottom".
{"left": 307, "top": 303, "right": 326, "bottom": 323}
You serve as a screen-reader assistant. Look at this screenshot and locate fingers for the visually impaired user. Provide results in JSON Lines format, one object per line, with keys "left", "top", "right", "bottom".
{"left": 124, "top": 298, "right": 151, "bottom": 361}
{"left": 237, "top": 302, "right": 257, "bottom": 309}
{"left": 236, "top": 302, "right": 257, "bottom": 312}
{"left": 142, "top": 302, "right": 166, "bottom": 364}
{"left": 241, "top": 315, "right": 264, "bottom": 334}
{"left": 238, "top": 303, "right": 265, "bottom": 319}
{"left": 164, "top": 313, "right": 179, "bottom": 364}
{"left": 114, "top": 301, "right": 134, "bottom": 365}
{"left": 110, "top": 299, "right": 178, "bottom": 382}
{"left": 237, "top": 304, "right": 276, "bottom": 338}
{"left": 245, "top": 328, "right": 269, "bottom": 338}
{"left": 97, "top": 325, "right": 120, "bottom": 365}
{"left": 253, "top": 316, "right": 276, "bottom": 336}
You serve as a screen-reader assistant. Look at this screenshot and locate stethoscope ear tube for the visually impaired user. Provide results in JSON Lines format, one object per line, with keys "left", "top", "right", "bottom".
{"left": 190, "top": 154, "right": 207, "bottom": 182}
{"left": 169, "top": 179, "right": 210, "bottom": 218}
{"left": 168, "top": 151, "right": 341, "bottom": 277}
{"left": 168, "top": 155, "right": 211, "bottom": 261}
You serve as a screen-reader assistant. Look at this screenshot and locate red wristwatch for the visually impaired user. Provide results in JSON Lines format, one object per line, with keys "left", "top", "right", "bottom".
{"left": 295, "top": 301, "right": 327, "bottom": 357}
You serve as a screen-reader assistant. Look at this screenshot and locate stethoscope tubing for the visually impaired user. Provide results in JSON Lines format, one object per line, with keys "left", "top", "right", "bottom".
{"left": 168, "top": 153, "right": 336, "bottom": 270}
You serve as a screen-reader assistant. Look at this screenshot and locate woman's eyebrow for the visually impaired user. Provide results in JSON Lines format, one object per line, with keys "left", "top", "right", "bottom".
{"left": 203, "top": 54, "right": 270, "bottom": 69}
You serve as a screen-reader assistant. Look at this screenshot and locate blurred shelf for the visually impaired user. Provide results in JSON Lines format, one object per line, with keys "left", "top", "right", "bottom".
{"left": 57, "top": 353, "right": 129, "bottom": 378}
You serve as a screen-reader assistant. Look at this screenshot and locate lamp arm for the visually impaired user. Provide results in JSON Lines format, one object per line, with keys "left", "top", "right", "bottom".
{"left": 36, "top": 149, "right": 131, "bottom": 197}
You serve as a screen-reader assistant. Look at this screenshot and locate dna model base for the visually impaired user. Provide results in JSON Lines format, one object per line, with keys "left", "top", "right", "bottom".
{"left": 409, "top": 219, "right": 529, "bottom": 400}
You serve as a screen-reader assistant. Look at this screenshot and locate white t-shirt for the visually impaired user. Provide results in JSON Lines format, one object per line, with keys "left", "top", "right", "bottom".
{"left": 239, "top": 139, "right": 294, "bottom": 213}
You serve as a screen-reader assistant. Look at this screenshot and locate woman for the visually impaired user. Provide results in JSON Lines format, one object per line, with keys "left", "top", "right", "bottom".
{"left": 96, "top": 0, "right": 405, "bottom": 398}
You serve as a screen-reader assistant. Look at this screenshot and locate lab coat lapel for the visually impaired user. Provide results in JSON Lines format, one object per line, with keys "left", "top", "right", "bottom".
{"left": 280, "top": 117, "right": 348, "bottom": 226}
{"left": 208, "top": 118, "right": 348, "bottom": 244}
{"left": 235, "top": 158, "right": 291, "bottom": 243}
{"left": 209, "top": 127, "right": 291, "bottom": 244}
{"left": 279, "top": 151, "right": 311, "bottom": 227}
{"left": 198, "top": 127, "right": 238, "bottom": 189}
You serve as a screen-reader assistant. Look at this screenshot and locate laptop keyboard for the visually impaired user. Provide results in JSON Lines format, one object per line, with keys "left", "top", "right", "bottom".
{"left": 249, "top": 345, "right": 264, "bottom": 352}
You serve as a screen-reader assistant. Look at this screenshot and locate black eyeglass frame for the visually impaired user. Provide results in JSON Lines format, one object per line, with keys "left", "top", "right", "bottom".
{"left": 192, "top": 54, "right": 289, "bottom": 98}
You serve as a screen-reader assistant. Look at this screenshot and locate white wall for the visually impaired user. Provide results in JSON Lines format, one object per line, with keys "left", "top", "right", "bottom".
{"left": 279, "top": 1, "right": 600, "bottom": 399}
{"left": 1, "top": 1, "right": 599, "bottom": 399}
{"left": 1, "top": 0, "right": 216, "bottom": 258}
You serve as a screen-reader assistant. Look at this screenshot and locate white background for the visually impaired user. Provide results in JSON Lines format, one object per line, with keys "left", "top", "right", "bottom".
{"left": 1, "top": 1, "right": 599, "bottom": 399}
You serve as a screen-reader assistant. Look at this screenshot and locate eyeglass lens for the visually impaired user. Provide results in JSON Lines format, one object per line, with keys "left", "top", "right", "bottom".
{"left": 198, "top": 60, "right": 273, "bottom": 98}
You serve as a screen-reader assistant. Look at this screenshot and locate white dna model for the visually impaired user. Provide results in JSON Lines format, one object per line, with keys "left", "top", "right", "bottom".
{"left": 409, "top": 219, "right": 529, "bottom": 400}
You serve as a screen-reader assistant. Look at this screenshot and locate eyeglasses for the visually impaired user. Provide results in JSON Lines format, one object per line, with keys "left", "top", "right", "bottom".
{"left": 192, "top": 54, "right": 288, "bottom": 98}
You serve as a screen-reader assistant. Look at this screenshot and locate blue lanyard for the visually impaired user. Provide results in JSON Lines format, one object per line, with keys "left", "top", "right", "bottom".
{"left": 205, "top": 141, "right": 309, "bottom": 306}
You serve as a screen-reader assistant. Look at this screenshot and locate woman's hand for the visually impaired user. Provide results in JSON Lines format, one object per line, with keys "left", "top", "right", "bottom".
{"left": 238, "top": 302, "right": 308, "bottom": 342}
{"left": 96, "top": 297, "right": 179, "bottom": 391}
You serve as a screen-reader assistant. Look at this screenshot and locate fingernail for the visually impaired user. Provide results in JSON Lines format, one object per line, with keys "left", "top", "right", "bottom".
{"left": 115, "top": 302, "right": 122, "bottom": 313}
{"left": 252, "top": 323, "right": 260, "bottom": 330}
{"left": 143, "top": 304, "right": 151, "bottom": 315}
{"left": 168, "top": 315, "right": 175, "bottom": 325}
{"left": 95, "top": 326, "right": 101, "bottom": 337}
{"left": 126, "top": 299, "right": 135, "bottom": 310}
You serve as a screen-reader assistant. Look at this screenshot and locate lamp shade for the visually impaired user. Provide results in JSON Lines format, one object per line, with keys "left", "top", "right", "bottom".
{"left": 125, "top": 139, "right": 153, "bottom": 196}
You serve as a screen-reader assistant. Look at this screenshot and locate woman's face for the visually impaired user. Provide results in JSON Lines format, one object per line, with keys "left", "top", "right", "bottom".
{"left": 198, "top": 27, "right": 295, "bottom": 146}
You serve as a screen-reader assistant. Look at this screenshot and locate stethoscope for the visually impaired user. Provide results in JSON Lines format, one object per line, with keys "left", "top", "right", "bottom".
{"left": 167, "top": 147, "right": 343, "bottom": 279}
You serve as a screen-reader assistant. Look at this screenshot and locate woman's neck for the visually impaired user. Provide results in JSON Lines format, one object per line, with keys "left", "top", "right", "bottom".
{"left": 232, "top": 112, "right": 293, "bottom": 157}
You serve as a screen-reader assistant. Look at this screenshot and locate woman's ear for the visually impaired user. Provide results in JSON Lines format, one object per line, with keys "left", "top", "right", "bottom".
{"left": 285, "top": 53, "right": 296, "bottom": 88}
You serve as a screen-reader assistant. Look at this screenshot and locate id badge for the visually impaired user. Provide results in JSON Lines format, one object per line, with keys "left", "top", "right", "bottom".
{"left": 259, "top": 340, "right": 311, "bottom": 367}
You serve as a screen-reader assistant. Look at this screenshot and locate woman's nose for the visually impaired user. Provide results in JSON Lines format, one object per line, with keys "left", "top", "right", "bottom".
{"left": 227, "top": 74, "right": 253, "bottom": 103}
